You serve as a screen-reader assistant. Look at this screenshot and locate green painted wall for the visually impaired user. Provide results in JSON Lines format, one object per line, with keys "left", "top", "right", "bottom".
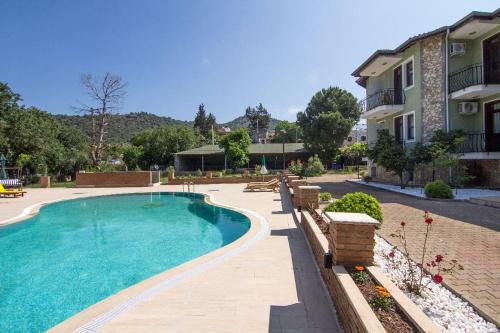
{"left": 448, "top": 26, "right": 500, "bottom": 133}
{"left": 365, "top": 25, "right": 500, "bottom": 146}
{"left": 449, "top": 93, "right": 500, "bottom": 132}
{"left": 365, "top": 43, "right": 422, "bottom": 145}
{"left": 449, "top": 26, "right": 500, "bottom": 74}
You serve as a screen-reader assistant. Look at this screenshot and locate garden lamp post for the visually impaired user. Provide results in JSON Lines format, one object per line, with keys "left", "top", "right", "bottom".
{"left": 0, "top": 154, "right": 7, "bottom": 179}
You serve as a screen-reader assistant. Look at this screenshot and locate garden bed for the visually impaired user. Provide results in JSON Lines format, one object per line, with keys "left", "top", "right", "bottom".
{"left": 349, "top": 179, "right": 500, "bottom": 201}
{"left": 348, "top": 266, "right": 416, "bottom": 333}
{"left": 374, "top": 235, "right": 499, "bottom": 332}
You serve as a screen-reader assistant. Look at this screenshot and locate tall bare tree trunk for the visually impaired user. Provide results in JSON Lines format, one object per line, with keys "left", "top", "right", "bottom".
{"left": 79, "top": 73, "right": 127, "bottom": 168}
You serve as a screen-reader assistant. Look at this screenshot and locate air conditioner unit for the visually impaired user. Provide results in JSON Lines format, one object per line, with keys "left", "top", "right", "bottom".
{"left": 458, "top": 102, "right": 478, "bottom": 115}
{"left": 450, "top": 43, "right": 466, "bottom": 56}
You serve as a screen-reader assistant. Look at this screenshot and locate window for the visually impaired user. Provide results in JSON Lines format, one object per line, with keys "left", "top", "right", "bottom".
{"left": 401, "top": 56, "right": 414, "bottom": 90}
{"left": 394, "top": 116, "right": 403, "bottom": 143}
{"left": 361, "top": 135, "right": 367, "bottom": 141}
{"left": 405, "top": 61, "right": 413, "bottom": 88}
{"left": 405, "top": 112, "right": 415, "bottom": 141}
{"left": 347, "top": 136, "right": 352, "bottom": 142}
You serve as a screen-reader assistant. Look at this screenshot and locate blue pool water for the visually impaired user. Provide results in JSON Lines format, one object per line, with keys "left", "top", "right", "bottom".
{"left": 0, "top": 192, "right": 250, "bottom": 332}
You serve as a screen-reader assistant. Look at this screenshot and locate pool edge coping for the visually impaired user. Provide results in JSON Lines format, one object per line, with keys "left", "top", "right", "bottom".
{"left": 33, "top": 190, "right": 269, "bottom": 333}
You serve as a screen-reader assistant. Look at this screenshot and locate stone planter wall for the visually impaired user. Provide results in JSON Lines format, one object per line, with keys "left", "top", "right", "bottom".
{"left": 300, "top": 211, "right": 385, "bottom": 333}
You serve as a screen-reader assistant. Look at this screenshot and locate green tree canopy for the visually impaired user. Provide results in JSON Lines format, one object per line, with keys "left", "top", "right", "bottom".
{"left": 0, "top": 82, "right": 91, "bottom": 180}
{"left": 218, "top": 128, "right": 251, "bottom": 169}
{"left": 368, "top": 129, "right": 414, "bottom": 188}
{"left": 272, "top": 120, "right": 302, "bottom": 143}
{"left": 338, "top": 142, "right": 368, "bottom": 165}
{"left": 297, "top": 87, "right": 360, "bottom": 161}
{"left": 193, "top": 103, "right": 217, "bottom": 142}
{"left": 245, "top": 103, "right": 270, "bottom": 142}
{"left": 130, "top": 126, "right": 196, "bottom": 169}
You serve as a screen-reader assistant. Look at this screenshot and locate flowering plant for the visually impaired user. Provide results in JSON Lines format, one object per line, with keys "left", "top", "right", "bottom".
{"left": 370, "top": 286, "right": 394, "bottom": 310}
{"left": 353, "top": 265, "right": 369, "bottom": 284}
{"left": 387, "top": 210, "right": 462, "bottom": 295}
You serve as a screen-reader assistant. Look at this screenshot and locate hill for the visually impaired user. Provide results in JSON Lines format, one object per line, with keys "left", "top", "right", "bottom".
{"left": 221, "top": 116, "right": 280, "bottom": 130}
{"left": 55, "top": 112, "right": 282, "bottom": 143}
{"left": 55, "top": 112, "right": 192, "bottom": 143}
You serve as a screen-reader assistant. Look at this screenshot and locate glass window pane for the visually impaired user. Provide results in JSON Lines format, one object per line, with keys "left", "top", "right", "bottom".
{"left": 493, "top": 112, "right": 500, "bottom": 134}
{"left": 406, "top": 114, "right": 415, "bottom": 140}
{"left": 405, "top": 61, "right": 413, "bottom": 87}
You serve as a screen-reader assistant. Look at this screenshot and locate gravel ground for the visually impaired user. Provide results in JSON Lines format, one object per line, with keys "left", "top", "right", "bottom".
{"left": 374, "top": 235, "right": 499, "bottom": 333}
{"left": 349, "top": 179, "right": 500, "bottom": 200}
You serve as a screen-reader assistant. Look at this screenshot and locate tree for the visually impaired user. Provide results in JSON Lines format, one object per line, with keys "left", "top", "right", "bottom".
{"left": 122, "top": 145, "right": 143, "bottom": 170}
{"left": 297, "top": 87, "right": 360, "bottom": 162}
{"left": 368, "top": 130, "right": 415, "bottom": 189}
{"left": 193, "top": 103, "right": 207, "bottom": 134}
{"left": 193, "top": 103, "right": 217, "bottom": 143}
{"left": 273, "top": 120, "right": 302, "bottom": 143}
{"left": 79, "top": 73, "right": 127, "bottom": 167}
{"left": 245, "top": 103, "right": 270, "bottom": 142}
{"left": 0, "top": 82, "right": 90, "bottom": 180}
{"left": 339, "top": 142, "right": 368, "bottom": 178}
{"left": 131, "top": 126, "right": 196, "bottom": 169}
{"left": 218, "top": 128, "right": 251, "bottom": 169}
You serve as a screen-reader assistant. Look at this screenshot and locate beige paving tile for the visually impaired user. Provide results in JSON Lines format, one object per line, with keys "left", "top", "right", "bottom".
{"left": 2, "top": 183, "right": 340, "bottom": 332}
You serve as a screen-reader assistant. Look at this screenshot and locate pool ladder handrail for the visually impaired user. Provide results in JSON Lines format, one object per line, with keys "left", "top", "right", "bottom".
{"left": 182, "top": 181, "right": 195, "bottom": 193}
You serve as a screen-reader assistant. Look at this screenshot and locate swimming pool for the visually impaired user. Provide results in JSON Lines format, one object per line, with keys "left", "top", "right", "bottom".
{"left": 0, "top": 192, "right": 250, "bottom": 332}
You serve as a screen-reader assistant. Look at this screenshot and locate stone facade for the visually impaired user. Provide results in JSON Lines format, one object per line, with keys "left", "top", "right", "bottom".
{"left": 462, "top": 159, "right": 500, "bottom": 188}
{"left": 421, "top": 34, "right": 446, "bottom": 143}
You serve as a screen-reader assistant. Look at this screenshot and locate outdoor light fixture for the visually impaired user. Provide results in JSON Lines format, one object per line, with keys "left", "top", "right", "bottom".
{"left": 324, "top": 251, "right": 332, "bottom": 268}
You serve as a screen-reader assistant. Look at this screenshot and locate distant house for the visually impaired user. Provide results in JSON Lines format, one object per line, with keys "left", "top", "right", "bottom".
{"left": 352, "top": 9, "right": 500, "bottom": 186}
{"left": 217, "top": 127, "right": 231, "bottom": 135}
{"left": 344, "top": 128, "right": 367, "bottom": 146}
{"left": 174, "top": 143, "right": 310, "bottom": 172}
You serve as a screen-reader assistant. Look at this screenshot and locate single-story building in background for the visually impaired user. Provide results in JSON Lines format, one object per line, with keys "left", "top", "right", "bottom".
{"left": 174, "top": 143, "right": 311, "bottom": 172}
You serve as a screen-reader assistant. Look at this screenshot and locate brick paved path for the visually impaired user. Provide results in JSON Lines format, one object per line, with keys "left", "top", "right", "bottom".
{"left": 309, "top": 174, "right": 500, "bottom": 326}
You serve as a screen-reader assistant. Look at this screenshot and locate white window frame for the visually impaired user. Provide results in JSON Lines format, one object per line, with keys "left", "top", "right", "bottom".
{"left": 403, "top": 111, "right": 416, "bottom": 142}
{"left": 401, "top": 56, "right": 415, "bottom": 90}
{"left": 393, "top": 115, "right": 404, "bottom": 142}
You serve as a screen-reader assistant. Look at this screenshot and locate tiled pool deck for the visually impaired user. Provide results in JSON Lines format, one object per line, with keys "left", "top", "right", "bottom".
{"left": 0, "top": 184, "right": 340, "bottom": 332}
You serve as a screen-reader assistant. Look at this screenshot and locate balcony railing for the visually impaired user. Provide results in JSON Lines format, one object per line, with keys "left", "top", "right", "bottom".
{"left": 359, "top": 88, "right": 405, "bottom": 113}
{"left": 449, "top": 63, "right": 484, "bottom": 93}
{"left": 457, "top": 132, "right": 485, "bottom": 153}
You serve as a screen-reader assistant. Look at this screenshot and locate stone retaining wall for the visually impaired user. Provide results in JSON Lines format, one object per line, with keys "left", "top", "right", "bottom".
{"left": 301, "top": 211, "right": 385, "bottom": 333}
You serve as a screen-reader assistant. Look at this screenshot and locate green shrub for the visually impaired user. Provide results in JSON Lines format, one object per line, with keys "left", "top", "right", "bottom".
{"left": 424, "top": 180, "right": 453, "bottom": 199}
{"left": 363, "top": 175, "right": 372, "bottom": 183}
{"left": 320, "top": 192, "right": 332, "bottom": 202}
{"left": 304, "top": 155, "right": 325, "bottom": 177}
{"left": 195, "top": 169, "right": 203, "bottom": 177}
{"left": 289, "top": 159, "right": 304, "bottom": 175}
{"left": 325, "top": 192, "right": 383, "bottom": 226}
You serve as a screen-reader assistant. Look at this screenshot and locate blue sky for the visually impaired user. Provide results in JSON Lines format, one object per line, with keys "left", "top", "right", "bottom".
{"left": 1, "top": 1, "right": 498, "bottom": 122}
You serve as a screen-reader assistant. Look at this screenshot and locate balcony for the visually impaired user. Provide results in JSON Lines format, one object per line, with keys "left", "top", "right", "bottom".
{"left": 457, "top": 132, "right": 500, "bottom": 159}
{"left": 359, "top": 88, "right": 405, "bottom": 120}
{"left": 457, "top": 132, "right": 486, "bottom": 153}
{"left": 449, "top": 63, "right": 500, "bottom": 100}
